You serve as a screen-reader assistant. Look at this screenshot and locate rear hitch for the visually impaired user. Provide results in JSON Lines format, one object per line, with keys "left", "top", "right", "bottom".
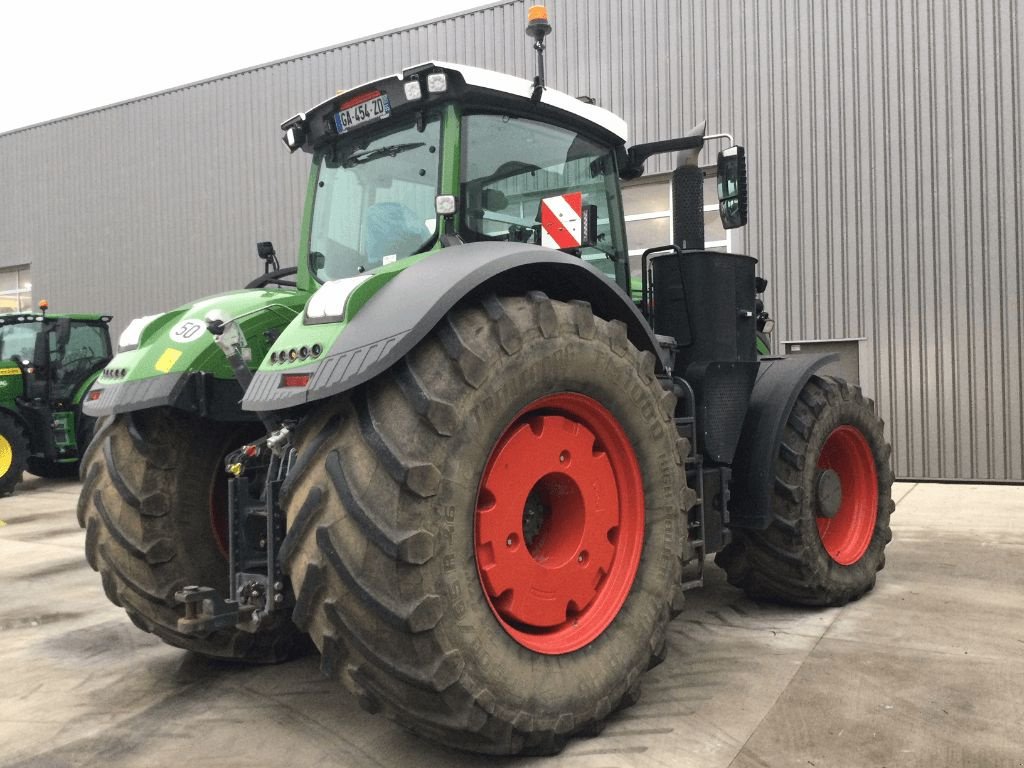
{"left": 174, "top": 430, "right": 294, "bottom": 636}
{"left": 174, "top": 585, "right": 255, "bottom": 635}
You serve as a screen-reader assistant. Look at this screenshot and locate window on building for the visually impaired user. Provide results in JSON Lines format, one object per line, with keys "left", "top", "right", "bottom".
{"left": 0, "top": 265, "right": 31, "bottom": 312}
{"left": 622, "top": 170, "right": 732, "bottom": 280}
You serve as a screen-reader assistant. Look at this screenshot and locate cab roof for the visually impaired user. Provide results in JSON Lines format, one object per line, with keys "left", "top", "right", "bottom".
{"left": 283, "top": 61, "right": 628, "bottom": 152}
{"left": 0, "top": 312, "right": 112, "bottom": 325}
{"left": 412, "top": 62, "right": 627, "bottom": 141}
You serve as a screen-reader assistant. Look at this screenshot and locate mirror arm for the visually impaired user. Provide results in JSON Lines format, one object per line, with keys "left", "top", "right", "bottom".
{"left": 621, "top": 135, "right": 705, "bottom": 180}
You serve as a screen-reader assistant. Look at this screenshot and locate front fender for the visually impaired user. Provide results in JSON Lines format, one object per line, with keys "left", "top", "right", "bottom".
{"left": 242, "top": 242, "right": 665, "bottom": 411}
{"left": 84, "top": 288, "right": 308, "bottom": 419}
{"left": 728, "top": 354, "right": 839, "bottom": 529}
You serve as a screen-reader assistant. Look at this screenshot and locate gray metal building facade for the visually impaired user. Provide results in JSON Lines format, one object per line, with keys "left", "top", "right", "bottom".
{"left": 1, "top": 0, "right": 1021, "bottom": 482}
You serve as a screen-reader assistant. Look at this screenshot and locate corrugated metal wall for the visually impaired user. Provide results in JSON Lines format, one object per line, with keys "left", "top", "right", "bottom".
{"left": 1, "top": 0, "right": 1021, "bottom": 481}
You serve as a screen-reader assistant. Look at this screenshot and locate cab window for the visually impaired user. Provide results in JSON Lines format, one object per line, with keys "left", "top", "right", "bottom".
{"left": 0, "top": 324, "right": 38, "bottom": 362}
{"left": 309, "top": 114, "right": 442, "bottom": 281}
{"left": 459, "top": 113, "right": 626, "bottom": 281}
{"left": 58, "top": 323, "right": 111, "bottom": 365}
{"left": 49, "top": 322, "right": 110, "bottom": 400}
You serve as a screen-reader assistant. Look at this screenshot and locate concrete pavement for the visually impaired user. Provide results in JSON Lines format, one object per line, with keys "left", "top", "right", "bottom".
{"left": 1, "top": 477, "right": 1022, "bottom": 767}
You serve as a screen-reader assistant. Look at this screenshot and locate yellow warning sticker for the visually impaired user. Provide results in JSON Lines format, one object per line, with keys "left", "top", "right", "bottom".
{"left": 0, "top": 367, "right": 20, "bottom": 376}
{"left": 154, "top": 348, "right": 182, "bottom": 373}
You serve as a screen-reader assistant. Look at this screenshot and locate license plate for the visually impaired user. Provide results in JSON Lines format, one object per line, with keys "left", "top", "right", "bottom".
{"left": 334, "top": 91, "right": 391, "bottom": 134}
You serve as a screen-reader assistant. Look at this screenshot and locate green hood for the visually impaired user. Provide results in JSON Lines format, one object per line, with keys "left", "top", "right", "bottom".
{"left": 98, "top": 288, "right": 309, "bottom": 385}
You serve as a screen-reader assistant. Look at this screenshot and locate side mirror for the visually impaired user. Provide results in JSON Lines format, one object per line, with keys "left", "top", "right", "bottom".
{"left": 717, "top": 145, "right": 748, "bottom": 229}
{"left": 256, "top": 241, "right": 280, "bottom": 274}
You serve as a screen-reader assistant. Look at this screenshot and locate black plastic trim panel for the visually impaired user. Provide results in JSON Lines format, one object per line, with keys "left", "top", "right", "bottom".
{"left": 83, "top": 373, "right": 255, "bottom": 422}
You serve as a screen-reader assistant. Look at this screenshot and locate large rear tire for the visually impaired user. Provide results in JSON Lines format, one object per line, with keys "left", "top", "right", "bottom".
{"left": 280, "top": 294, "right": 692, "bottom": 754}
{"left": 0, "top": 412, "right": 29, "bottom": 496}
{"left": 716, "top": 376, "right": 894, "bottom": 606}
{"left": 77, "top": 409, "right": 302, "bottom": 661}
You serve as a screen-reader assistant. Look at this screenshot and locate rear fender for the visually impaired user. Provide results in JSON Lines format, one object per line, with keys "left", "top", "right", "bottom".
{"left": 242, "top": 242, "right": 665, "bottom": 411}
{"left": 728, "top": 354, "right": 838, "bottom": 529}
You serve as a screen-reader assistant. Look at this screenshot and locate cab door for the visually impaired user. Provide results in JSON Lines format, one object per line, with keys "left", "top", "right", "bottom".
{"left": 458, "top": 111, "right": 631, "bottom": 292}
{"left": 49, "top": 321, "right": 112, "bottom": 404}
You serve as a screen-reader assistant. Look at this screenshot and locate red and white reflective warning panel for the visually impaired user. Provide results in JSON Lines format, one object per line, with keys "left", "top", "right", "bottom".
{"left": 540, "top": 192, "right": 583, "bottom": 249}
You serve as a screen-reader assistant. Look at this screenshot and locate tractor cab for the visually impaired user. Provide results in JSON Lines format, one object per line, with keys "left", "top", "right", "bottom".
{"left": 282, "top": 57, "right": 748, "bottom": 318}
{"left": 0, "top": 307, "right": 112, "bottom": 491}
{"left": 282, "top": 61, "right": 655, "bottom": 293}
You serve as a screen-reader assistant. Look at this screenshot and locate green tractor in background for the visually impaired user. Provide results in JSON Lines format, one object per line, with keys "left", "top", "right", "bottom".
{"left": 0, "top": 305, "right": 112, "bottom": 494}
{"left": 77, "top": 6, "right": 893, "bottom": 755}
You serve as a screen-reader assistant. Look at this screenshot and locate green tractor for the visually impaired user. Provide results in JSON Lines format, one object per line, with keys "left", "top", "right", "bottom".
{"left": 78, "top": 7, "right": 893, "bottom": 755}
{"left": 0, "top": 305, "right": 112, "bottom": 494}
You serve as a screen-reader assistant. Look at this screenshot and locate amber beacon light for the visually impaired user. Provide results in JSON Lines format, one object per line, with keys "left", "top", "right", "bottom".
{"left": 526, "top": 5, "right": 552, "bottom": 100}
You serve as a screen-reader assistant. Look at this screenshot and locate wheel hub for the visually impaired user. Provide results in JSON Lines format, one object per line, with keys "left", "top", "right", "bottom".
{"left": 521, "top": 488, "right": 547, "bottom": 549}
{"left": 475, "top": 393, "right": 644, "bottom": 655}
{"left": 815, "top": 468, "right": 843, "bottom": 519}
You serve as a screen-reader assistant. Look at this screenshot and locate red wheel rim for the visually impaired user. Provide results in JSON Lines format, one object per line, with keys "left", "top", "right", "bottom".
{"left": 816, "top": 425, "right": 878, "bottom": 565}
{"left": 475, "top": 393, "right": 645, "bottom": 655}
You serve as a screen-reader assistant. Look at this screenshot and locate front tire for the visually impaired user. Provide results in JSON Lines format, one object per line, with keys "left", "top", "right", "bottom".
{"left": 77, "top": 409, "right": 301, "bottom": 661}
{"left": 716, "top": 376, "right": 895, "bottom": 606}
{"left": 0, "top": 412, "right": 29, "bottom": 496}
{"left": 280, "top": 294, "right": 692, "bottom": 754}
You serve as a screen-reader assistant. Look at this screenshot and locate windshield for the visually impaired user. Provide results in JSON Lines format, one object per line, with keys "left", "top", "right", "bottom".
{"left": 459, "top": 112, "right": 626, "bottom": 280}
{"left": 0, "top": 323, "right": 39, "bottom": 362}
{"left": 309, "top": 114, "right": 442, "bottom": 281}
